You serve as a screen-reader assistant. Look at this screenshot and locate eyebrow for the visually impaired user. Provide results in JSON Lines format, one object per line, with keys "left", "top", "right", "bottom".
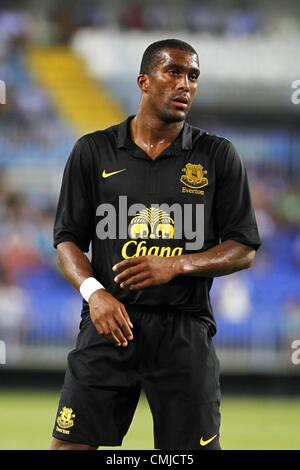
{"left": 163, "top": 62, "right": 200, "bottom": 76}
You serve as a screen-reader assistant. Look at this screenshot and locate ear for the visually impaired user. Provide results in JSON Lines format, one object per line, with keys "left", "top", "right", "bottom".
{"left": 137, "top": 74, "right": 149, "bottom": 92}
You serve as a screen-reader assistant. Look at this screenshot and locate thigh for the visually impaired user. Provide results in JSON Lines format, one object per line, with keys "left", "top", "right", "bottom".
{"left": 52, "top": 315, "right": 141, "bottom": 447}
{"left": 50, "top": 438, "right": 97, "bottom": 450}
{"left": 142, "top": 314, "right": 221, "bottom": 450}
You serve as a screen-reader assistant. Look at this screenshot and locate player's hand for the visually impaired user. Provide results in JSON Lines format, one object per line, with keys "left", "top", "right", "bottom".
{"left": 88, "top": 289, "right": 133, "bottom": 347}
{"left": 112, "top": 256, "right": 180, "bottom": 290}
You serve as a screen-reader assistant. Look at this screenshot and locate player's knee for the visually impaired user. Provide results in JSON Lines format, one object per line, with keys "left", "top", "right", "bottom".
{"left": 50, "top": 438, "right": 96, "bottom": 450}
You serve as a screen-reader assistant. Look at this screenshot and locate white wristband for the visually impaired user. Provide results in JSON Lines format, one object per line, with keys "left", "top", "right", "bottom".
{"left": 80, "top": 277, "right": 104, "bottom": 302}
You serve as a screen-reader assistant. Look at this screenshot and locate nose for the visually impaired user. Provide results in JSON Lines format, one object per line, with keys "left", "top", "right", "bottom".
{"left": 177, "top": 73, "right": 190, "bottom": 92}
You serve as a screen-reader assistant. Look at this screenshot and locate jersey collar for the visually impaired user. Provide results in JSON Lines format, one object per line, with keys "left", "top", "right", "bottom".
{"left": 117, "top": 115, "right": 193, "bottom": 159}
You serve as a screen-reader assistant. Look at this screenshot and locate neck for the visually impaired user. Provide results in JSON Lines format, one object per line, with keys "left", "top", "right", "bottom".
{"left": 130, "top": 109, "right": 184, "bottom": 155}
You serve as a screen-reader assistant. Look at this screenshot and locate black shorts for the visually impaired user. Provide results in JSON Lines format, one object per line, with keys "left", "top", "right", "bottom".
{"left": 52, "top": 307, "right": 221, "bottom": 450}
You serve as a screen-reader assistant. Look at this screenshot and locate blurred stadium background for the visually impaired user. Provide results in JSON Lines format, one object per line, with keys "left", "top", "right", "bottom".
{"left": 1, "top": 0, "right": 300, "bottom": 450}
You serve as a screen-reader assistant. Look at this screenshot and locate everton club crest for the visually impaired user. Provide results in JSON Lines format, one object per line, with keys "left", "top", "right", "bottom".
{"left": 180, "top": 163, "right": 208, "bottom": 194}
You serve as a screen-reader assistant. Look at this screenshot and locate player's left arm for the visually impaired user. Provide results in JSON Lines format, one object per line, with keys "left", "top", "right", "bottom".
{"left": 112, "top": 240, "right": 256, "bottom": 290}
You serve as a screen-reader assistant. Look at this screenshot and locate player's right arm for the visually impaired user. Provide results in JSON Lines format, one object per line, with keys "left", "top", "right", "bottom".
{"left": 56, "top": 241, "right": 133, "bottom": 347}
{"left": 54, "top": 137, "right": 133, "bottom": 347}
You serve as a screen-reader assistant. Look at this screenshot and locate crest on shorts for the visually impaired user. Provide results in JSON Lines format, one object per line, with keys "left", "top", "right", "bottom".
{"left": 180, "top": 163, "right": 208, "bottom": 190}
{"left": 57, "top": 406, "right": 75, "bottom": 430}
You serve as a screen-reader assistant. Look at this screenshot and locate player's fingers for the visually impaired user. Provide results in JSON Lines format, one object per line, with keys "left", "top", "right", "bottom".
{"left": 114, "top": 264, "right": 145, "bottom": 284}
{"left": 112, "top": 257, "right": 144, "bottom": 272}
{"left": 120, "top": 304, "right": 134, "bottom": 329}
{"left": 106, "top": 331, "right": 122, "bottom": 347}
{"left": 115, "top": 309, "right": 133, "bottom": 341}
{"left": 96, "top": 319, "right": 121, "bottom": 346}
{"left": 108, "top": 320, "right": 129, "bottom": 347}
{"left": 91, "top": 316, "right": 105, "bottom": 335}
{"left": 120, "top": 272, "right": 149, "bottom": 289}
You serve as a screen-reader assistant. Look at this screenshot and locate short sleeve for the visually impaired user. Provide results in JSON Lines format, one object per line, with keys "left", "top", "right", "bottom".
{"left": 214, "top": 140, "right": 261, "bottom": 250}
{"left": 53, "top": 137, "right": 93, "bottom": 252}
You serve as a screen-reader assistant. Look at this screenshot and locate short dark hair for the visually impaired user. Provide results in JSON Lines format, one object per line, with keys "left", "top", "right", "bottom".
{"left": 139, "top": 39, "right": 198, "bottom": 75}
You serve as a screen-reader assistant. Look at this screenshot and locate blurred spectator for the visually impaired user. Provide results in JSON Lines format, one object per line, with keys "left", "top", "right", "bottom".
{"left": 120, "top": 3, "right": 146, "bottom": 30}
{"left": 0, "top": 191, "right": 42, "bottom": 277}
{"left": 0, "top": 265, "right": 31, "bottom": 353}
{"left": 0, "top": 4, "right": 33, "bottom": 59}
{"left": 225, "top": 7, "right": 261, "bottom": 36}
{"left": 186, "top": 6, "right": 224, "bottom": 34}
{"left": 51, "top": 6, "right": 78, "bottom": 44}
{"left": 15, "top": 85, "right": 51, "bottom": 127}
{"left": 143, "top": 5, "right": 172, "bottom": 31}
{"left": 215, "top": 273, "right": 252, "bottom": 323}
{"left": 272, "top": 185, "right": 300, "bottom": 230}
{"left": 250, "top": 180, "right": 277, "bottom": 241}
{"left": 280, "top": 298, "right": 300, "bottom": 346}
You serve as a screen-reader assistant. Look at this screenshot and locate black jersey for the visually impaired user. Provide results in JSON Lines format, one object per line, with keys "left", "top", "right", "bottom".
{"left": 54, "top": 116, "right": 260, "bottom": 334}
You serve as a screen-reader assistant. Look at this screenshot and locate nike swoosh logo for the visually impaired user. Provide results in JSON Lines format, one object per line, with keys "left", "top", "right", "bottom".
{"left": 102, "top": 168, "right": 126, "bottom": 178}
{"left": 200, "top": 434, "right": 218, "bottom": 446}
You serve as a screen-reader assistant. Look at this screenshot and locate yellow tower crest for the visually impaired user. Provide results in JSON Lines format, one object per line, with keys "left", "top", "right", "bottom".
{"left": 180, "top": 163, "right": 208, "bottom": 190}
{"left": 57, "top": 407, "right": 75, "bottom": 430}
